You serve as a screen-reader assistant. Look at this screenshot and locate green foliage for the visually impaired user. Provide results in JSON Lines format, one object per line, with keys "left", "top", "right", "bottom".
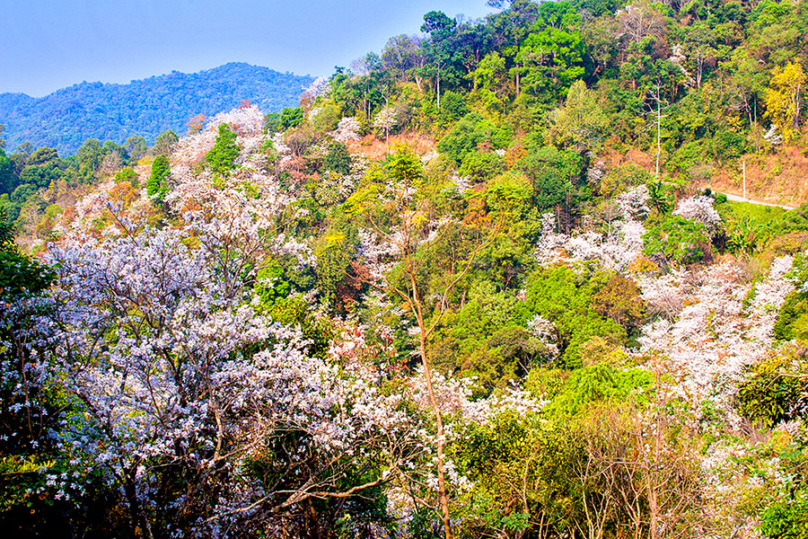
{"left": 548, "top": 362, "right": 652, "bottom": 416}
{"left": 314, "top": 225, "right": 360, "bottom": 313}
{"left": 254, "top": 260, "right": 292, "bottom": 307}
{"left": 429, "top": 283, "right": 529, "bottom": 375}
{"left": 267, "top": 107, "right": 305, "bottom": 133}
{"left": 0, "top": 215, "right": 54, "bottom": 298}
{"left": 459, "top": 151, "right": 505, "bottom": 183}
{"left": 525, "top": 267, "right": 626, "bottom": 368}
{"left": 760, "top": 491, "right": 808, "bottom": 539}
{"left": 323, "top": 141, "right": 352, "bottom": 175}
{"left": 153, "top": 129, "right": 179, "bottom": 156}
{"left": 643, "top": 215, "right": 711, "bottom": 266}
{"left": 0, "top": 148, "right": 15, "bottom": 195}
{"left": 124, "top": 135, "right": 148, "bottom": 162}
{"left": 774, "top": 292, "right": 808, "bottom": 342}
{"left": 517, "top": 146, "right": 582, "bottom": 210}
{"left": 312, "top": 102, "right": 341, "bottom": 134}
{"left": 75, "top": 138, "right": 104, "bottom": 182}
{"left": 206, "top": 123, "right": 240, "bottom": 175}
{"left": 17, "top": 148, "right": 64, "bottom": 190}
{"left": 436, "top": 113, "right": 510, "bottom": 164}
{"left": 436, "top": 90, "right": 469, "bottom": 126}
{"left": 387, "top": 149, "right": 425, "bottom": 186}
{"left": 738, "top": 348, "right": 808, "bottom": 427}
{"left": 147, "top": 154, "right": 170, "bottom": 202}
{"left": 485, "top": 172, "right": 534, "bottom": 218}
{"left": 647, "top": 181, "right": 673, "bottom": 214}
{"left": 547, "top": 80, "right": 608, "bottom": 152}
{"left": 518, "top": 1, "right": 586, "bottom": 99}
{"left": 114, "top": 167, "right": 138, "bottom": 187}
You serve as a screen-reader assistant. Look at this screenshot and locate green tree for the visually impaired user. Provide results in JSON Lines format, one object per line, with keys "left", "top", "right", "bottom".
{"left": 437, "top": 113, "right": 509, "bottom": 164}
{"left": 0, "top": 149, "right": 16, "bottom": 195}
{"left": 124, "top": 135, "right": 148, "bottom": 163}
{"left": 17, "top": 148, "right": 64, "bottom": 190}
{"left": 647, "top": 181, "right": 672, "bottom": 214}
{"left": 147, "top": 154, "right": 170, "bottom": 202}
{"left": 459, "top": 151, "right": 506, "bottom": 183}
{"left": 547, "top": 80, "right": 608, "bottom": 152}
{"left": 206, "top": 123, "right": 240, "bottom": 175}
{"left": 421, "top": 10, "right": 459, "bottom": 108}
{"left": 643, "top": 215, "right": 711, "bottom": 267}
{"left": 517, "top": 146, "right": 582, "bottom": 212}
{"left": 323, "top": 141, "right": 351, "bottom": 175}
{"left": 472, "top": 52, "right": 511, "bottom": 112}
{"left": 265, "top": 107, "right": 306, "bottom": 133}
{"left": 152, "top": 129, "right": 179, "bottom": 157}
{"left": 487, "top": 0, "right": 540, "bottom": 96}
{"left": 518, "top": 0, "right": 586, "bottom": 99}
{"left": 525, "top": 267, "right": 626, "bottom": 368}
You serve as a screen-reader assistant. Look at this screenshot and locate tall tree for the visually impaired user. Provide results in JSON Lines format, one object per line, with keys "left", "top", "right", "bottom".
{"left": 763, "top": 61, "right": 806, "bottom": 141}
{"left": 421, "top": 11, "right": 458, "bottom": 108}
{"left": 206, "top": 123, "right": 240, "bottom": 175}
{"left": 152, "top": 129, "right": 179, "bottom": 157}
{"left": 487, "top": 0, "right": 540, "bottom": 96}
{"left": 147, "top": 154, "right": 170, "bottom": 202}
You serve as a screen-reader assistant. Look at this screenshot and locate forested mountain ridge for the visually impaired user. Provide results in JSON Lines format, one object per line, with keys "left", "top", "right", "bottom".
{"left": 3, "top": 0, "right": 808, "bottom": 538}
{"left": 0, "top": 63, "right": 315, "bottom": 154}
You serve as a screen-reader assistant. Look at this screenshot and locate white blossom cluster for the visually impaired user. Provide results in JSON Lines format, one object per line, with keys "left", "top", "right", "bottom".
{"left": 373, "top": 106, "right": 398, "bottom": 132}
{"left": 700, "top": 432, "right": 800, "bottom": 538}
{"left": 764, "top": 124, "right": 783, "bottom": 146}
{"left": 407, "top": 366, "right": 544, "bottom": 425}
{"left": 616, "top": 184, "right": 650, "bottom": 220}
{"left": 445, "top": 174, "right": 472, "bottom": 196}
{"left": 535, "top": 212, "right": 646, "bottom": 272}
{"left": 527, "top": 314, "right": 560, "bottom": 359}
{"left": 29, "top": 223, "right": 428, "bottom": 535}
{"left": 330, "top": 116, "right": 361, "bottom": 143}
{"left": 637, "top": 257, "right": 795, "bottom": 419}
{"left": 669, "top": 44, "right": 696, "bottom": 87}
{"left": 673, "top": 195, "right": 724, "bottom": 236}
{"left": 586, "top": 160, "right": 606, "bottom": 186}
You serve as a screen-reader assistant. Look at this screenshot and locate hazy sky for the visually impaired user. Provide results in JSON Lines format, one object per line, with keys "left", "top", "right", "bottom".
{"left": 0, "top": 0, "right": 496, "bottom": 97}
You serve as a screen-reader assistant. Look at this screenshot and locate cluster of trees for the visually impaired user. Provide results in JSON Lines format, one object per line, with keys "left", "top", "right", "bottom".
{"left": 314, "top": 0, "right": 807, "bottom": 173}
{"left": 0, "top": 125, "right": 184, "bottom": 245}
{"left": 3, "top": 0, "right": 808, "bottom": 538}
{"left": 0, "top": 63, "right": 313, "bottom": 154}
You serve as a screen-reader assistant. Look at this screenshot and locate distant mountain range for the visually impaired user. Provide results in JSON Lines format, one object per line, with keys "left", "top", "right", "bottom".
{"left": 0, "top": 63, "right": 315, "bottom": 155}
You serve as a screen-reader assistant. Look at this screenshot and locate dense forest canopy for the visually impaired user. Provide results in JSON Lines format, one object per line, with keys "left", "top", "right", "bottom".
{"left": 0, "top": 63, "right": 314, "bottom": 154}
{"left": 2, "top": 0, "right": 808, "bottom": 538}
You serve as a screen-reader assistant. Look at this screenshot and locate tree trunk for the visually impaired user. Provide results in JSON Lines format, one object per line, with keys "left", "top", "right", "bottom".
{"left": 419, "top": 333, "right": 453, "bottom": 539}
{"left": 124, "top": 470, "right": 154, "bottom": 539}
{"left": 437, "top": 73, "right": 441, "bottom": 109}
{"left": 655, "top": 90, "right": 662, "bottom": 179}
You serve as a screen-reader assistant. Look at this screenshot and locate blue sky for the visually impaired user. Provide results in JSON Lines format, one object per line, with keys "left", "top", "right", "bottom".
{"left": 0, "top": 0, "right": 495, "bottom": 97}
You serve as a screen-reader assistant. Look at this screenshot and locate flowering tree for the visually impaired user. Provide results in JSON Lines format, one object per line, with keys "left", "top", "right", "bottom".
{"left": 37, "top": 224, "right": 423, "bottom": 538}
{"left": 672, "top": 195, "right": 723, "bottom": 237}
